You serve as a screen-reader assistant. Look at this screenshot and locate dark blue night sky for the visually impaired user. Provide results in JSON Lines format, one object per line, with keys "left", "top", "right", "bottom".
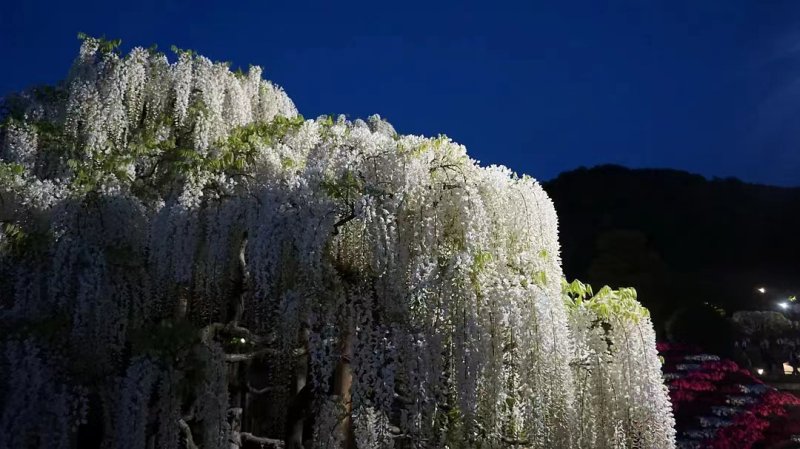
{"left": 2, "top": 0, "right": 800, "bottom": 186}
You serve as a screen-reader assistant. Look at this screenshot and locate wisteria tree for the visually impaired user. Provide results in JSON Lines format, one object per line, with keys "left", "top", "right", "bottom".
{"left": 0, "top": 37, "right": 675, "bottom": 449}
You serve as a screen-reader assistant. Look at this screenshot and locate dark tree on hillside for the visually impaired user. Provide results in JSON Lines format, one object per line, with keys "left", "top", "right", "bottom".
{"left": 586, "top": 230, "right": 673, "bottom": 329}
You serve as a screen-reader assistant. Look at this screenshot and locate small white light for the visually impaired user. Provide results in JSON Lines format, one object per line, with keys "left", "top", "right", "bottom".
{"left": 757, "top": 287, "right": 766, "bottom": 294}
{"left": 757, "top": 368, "right": 764, "bottom": 375}
{"left": 779, "top": 302, "right": 789, "bottom": 310}
{"left": 239, "top": 337, "right": 246, "bottom": 344}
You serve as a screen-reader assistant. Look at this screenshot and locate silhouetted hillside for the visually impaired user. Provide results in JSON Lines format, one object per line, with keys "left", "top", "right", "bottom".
{"left": 545, "top": 165, "right": 800, "bottom": 333}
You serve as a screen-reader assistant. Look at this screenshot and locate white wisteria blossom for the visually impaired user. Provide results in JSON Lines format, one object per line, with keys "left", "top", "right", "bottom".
{"left": 564, "top": 280, "right": 676, "bottom": 449}
{"left": 0, "top": 36, "right": 675, "bottom": 449}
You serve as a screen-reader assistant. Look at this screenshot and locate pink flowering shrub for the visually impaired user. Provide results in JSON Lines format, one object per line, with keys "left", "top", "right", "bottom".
{"left": 671, "top": 378, "right": 716, "bottom": 392}
{"left": 660, "top": 343, "right": 800, "bottom": 448}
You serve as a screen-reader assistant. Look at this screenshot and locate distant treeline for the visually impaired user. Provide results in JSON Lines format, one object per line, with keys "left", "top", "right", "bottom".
{"left": 545, "top": 165, "right": 800, "bottom": 334}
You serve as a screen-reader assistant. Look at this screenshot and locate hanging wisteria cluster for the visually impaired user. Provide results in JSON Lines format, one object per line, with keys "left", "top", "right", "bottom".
{"left": 0, "top": 37, "right": 675, "bottom": 449}
{"left": 563, "top": 281, "right": 676, "bottom": 448}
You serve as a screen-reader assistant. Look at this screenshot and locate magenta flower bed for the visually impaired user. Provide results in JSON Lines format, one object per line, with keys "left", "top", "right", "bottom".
{"left": 659, "top": 343, "right": 800, "bottom": 449}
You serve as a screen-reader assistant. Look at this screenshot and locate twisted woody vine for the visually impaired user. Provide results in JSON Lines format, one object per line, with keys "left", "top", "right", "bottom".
{"left": 0, "top": 36, "right": 675, "bottom": 448}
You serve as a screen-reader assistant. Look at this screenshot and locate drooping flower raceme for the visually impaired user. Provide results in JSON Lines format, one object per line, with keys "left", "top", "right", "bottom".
{"left": 564, "top": 280, "right": 676, "bottom": 449}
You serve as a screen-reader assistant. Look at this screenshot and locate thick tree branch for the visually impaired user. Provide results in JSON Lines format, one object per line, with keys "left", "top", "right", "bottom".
{"left": 500, "top": 436, "right": 530, "bottom": 446}
{"left": 224, "top": 347, "right": 278, "bottom": 362}
{"left": 227, "top": 408, "right": 285, "bottom": 448}
{"left": 178, "top": 418, "right": 199, "bottom": 449}
{"left": 240, "top": 432, "right": 285, "bottom": 448}
{"left": 225, "top": 346, "right": 307, "bottom": 362}
{"left": 247, "top": 382, "right": 280, "bottom": 394}
{"left": 332, "top": 208, "right": 356, "bottom": 236}
{"left": 200, "top": 322, "right": 275, "bottom": 346}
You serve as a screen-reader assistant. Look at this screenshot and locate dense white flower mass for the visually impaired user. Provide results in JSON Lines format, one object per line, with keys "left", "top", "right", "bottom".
{"left": 0, "top": 37, "right": 674, "bottom": 448}
{"left": 564, "top": 282, "right": 676, "bottom": 448}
